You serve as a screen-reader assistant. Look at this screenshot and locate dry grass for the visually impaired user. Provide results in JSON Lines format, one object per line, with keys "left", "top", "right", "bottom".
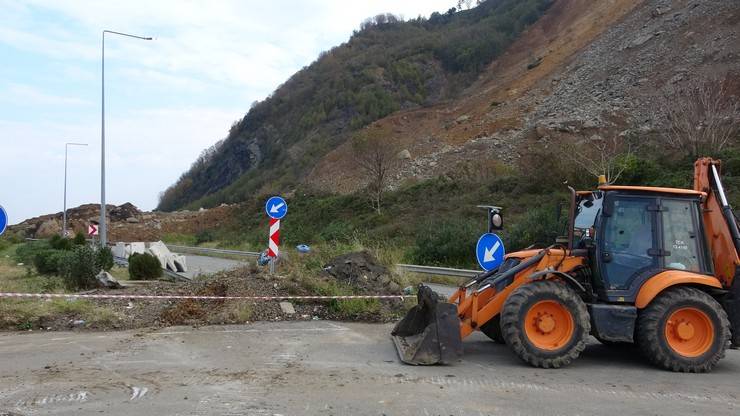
{"left": 0, "top": 244, "right": 65, "bottom": 293}
{"left": 0, "top": 298, "right": 121, "bottom": 330}
{"left": 0, "top": 243, "right": 121, "bottom": 330}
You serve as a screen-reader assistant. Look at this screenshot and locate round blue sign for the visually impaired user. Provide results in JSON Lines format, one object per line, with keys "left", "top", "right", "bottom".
{"left": 0, "top": 205, "right": 7, "bottom": 236}
{"left": 265, "top": 196, "right": 288, "bottom": 219}
{"left": 476, "top": 233, "right": 505, "bottom": 271}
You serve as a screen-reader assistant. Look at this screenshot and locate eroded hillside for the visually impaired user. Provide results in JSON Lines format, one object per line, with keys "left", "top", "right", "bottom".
{"left": 309, "top": 0, "right": 740, "bottom": 192}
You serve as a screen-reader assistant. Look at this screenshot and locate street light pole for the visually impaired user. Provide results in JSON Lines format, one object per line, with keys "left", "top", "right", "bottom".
{"left": 100, "top": 30, "right": 153, "bottom": 247}
{"left": 63, "top": 142, "right": 88, "bottom": 238}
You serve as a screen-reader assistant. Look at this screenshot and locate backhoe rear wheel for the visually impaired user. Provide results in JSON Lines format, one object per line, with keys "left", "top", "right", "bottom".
{"left": 501, "top": 280, "right": 590, "bottom": 368}
{"left": 636, "top": 287, "right": 730, "bottom": 373}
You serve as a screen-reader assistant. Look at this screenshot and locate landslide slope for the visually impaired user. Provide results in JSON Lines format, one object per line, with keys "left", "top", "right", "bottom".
{"left": 309, "top": 0, "right": 740, "bottom": 192}
{"left": 160, "top": 0, "right": 740, "bottom": 208}
{"left": 157, "top": 0, "right": 555, "bottom": 211}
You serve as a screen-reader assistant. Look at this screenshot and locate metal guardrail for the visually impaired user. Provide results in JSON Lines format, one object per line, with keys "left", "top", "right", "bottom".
{"left": 165, "top": 244, "right": 260, "bottom": 258}
{"left": 395, "top": 264, "right": 481, "bottom": 278}
{"left": 168, "top": 245, "right": 482, "bottom": 278}
{"left": 166, "top": 245, "right": 481, "bottom": 278}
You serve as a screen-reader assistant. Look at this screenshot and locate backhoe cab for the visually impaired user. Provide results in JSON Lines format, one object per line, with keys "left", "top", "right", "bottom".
{"left": 392, "top": 158, "right": 740, "bottom": 372}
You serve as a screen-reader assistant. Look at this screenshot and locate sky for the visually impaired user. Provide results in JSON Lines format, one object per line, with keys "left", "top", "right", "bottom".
{"left": 0, "top": 0, "right": 455, "bottom": 225}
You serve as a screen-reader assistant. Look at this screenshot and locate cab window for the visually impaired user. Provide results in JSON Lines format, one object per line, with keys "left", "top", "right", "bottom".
{"left": 601, "top": 197, "right": 658, "bottom": 289}
{"left": 661, "top": 199, "right": 702, "bottom": 272}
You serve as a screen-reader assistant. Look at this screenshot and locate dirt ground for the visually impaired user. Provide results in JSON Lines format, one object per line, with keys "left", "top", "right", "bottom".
{"left": 0, "top": 254, "right": 412, "bottom": 332}
{"left": 1, "top": 321, "right": 739, "bottom": 416}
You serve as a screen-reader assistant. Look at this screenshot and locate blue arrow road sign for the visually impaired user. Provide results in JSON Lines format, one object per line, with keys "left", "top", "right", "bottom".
{"left": 265, "top": 196, "right": 288, "bottom": 219}
{"left": 0, "top": 205, "right": 7, "bottom": 236}
{"left": 476, "top": 233, "right": 505, "bottom": 271}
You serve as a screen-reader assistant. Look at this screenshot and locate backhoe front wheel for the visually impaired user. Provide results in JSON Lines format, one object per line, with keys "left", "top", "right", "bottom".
{"left": 501, "top": 280, "right": 590, "bottom": 368}
{"left": 636, "top": 287, "right": 730, "bottom": 373}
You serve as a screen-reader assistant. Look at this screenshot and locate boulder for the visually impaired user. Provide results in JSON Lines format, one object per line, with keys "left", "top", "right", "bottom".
{"left": 279, "top": 302, "right": 296, "bottom": 315}
{"left": 36, "top": 219, "right": 61, "bottom": 238}
{"left": 96, "top": 271, "right": 122, "bottom": 289}
{"left": 397, "top": 149, "right": 412, "bottom": 160}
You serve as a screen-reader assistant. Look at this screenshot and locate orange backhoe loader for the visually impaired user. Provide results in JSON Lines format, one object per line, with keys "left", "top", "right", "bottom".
{"left": 392, "top": 158, "right": 740, "bottom": 372}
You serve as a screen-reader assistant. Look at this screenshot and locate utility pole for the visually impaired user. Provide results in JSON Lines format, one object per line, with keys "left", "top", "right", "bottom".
{"left": 100, "top": 30, "right": 153, "bottom": 247}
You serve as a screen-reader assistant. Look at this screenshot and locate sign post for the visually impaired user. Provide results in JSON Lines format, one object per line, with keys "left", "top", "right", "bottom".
{"left": 268, "top": 218, "right": 280, "bottom": 274}
{"left": 265, "top": 196, "right": 288, "bottom": 274}
{"left": 0, "top": 205, "right": 8, "bottom": 237}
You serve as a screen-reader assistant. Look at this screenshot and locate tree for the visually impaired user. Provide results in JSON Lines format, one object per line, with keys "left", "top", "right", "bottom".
{"left": 351, "top": 127, "right": 400, "bottom": 214}
{"left": 653, "top": 76, "right": 740, "bottom": 158}
{"left": 555, "top": 130, "right": 635, "bottom": 185}
{"left": 457, "top": 0, "right": 474, "bottom": 10}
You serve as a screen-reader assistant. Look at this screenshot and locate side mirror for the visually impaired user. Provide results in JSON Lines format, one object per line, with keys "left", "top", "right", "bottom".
{"left": 580, "top": 236, "right": 596, "bottom": 249}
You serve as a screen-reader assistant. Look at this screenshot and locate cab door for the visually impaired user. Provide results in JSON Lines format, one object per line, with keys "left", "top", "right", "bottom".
{"left": 597, "top": 195, "right": 661, "bottom": 300}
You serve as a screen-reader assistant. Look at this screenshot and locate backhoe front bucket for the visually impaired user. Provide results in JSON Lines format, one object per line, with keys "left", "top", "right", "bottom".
{"left": 391, "top": 285, "right": 462, "bottom": 365}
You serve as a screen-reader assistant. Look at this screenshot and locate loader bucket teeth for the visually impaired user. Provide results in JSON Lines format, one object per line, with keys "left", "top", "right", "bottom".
{"left": 391, "top": 285, "right": 462, "bottom": 365}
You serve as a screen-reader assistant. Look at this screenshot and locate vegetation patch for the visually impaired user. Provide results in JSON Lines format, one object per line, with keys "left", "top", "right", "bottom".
{"left": 128, "top": 253, "right": 163, "bottom": 280}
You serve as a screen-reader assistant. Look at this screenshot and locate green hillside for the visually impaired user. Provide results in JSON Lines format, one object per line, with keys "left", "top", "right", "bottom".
{"left": 157, "top": 0, "right": 554, "bottom": 211}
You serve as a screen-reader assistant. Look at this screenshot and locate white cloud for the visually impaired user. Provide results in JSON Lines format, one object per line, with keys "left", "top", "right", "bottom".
{"left": 0, "top": 0, "right": 456, "bottom": 224}
{"left": 2, "top": 83, "right": 92, "bottom": 106}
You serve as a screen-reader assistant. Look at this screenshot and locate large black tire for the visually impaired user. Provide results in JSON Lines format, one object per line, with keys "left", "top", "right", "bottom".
{"left": 636, "top": 287, "right": 730, "bottom": 373}
{"left": 479, "top": 315, "right": 505, "bottom": 344}
{"left": 501, "top": 281, "right": 590, "bottom": 368}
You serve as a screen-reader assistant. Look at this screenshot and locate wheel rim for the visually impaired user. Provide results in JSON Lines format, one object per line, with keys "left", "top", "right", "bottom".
{"left": 664, "top": 307, "right": 715, "bottom": 358}
{"left": 524, "top": 300, "right": 575, "bottom": 351}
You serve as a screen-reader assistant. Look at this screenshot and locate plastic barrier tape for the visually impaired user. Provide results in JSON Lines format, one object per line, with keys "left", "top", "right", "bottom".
{"left": 0, "top": 292, "right": 412, "bottom": 301}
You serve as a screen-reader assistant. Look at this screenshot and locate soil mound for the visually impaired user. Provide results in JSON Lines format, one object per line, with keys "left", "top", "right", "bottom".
{"left": 322, "top": 251, "right": 400, "bottom": 294}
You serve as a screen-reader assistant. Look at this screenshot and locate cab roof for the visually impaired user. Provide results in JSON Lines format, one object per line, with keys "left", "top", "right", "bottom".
{"left": 596, "top": 185, "right": 705, "bottom": 197}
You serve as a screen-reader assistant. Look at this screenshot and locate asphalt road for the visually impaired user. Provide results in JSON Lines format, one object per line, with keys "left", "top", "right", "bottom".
{"left": 179, "top": 254, "right": 246, "bottom": 279}
{"left": 1, "top": 321, "right": 738, "bottom": 416}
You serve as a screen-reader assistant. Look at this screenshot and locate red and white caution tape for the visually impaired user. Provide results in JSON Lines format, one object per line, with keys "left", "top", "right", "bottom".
{"left": 0, "top": 292, "right": 412, "bottom": 301}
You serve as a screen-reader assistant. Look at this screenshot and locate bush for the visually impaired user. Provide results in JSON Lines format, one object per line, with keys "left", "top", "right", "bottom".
{"left": 408, "top": 218, "right": 479, "bottom": 268}
{"left": 15, "top": 240, "right": 51, "bottom": 264}
{"left": 2, "top": 231, "right": 24, "bottom": 244}
{"left": 503, "top": 203, "right": 567, "bottom": 251}
{"left": 49, "top": 235, "right": 72, "bottom": 251}
{"left": 95, "top": 246, "right": 114, "bottom": 272}
{"left": 128, "top": 253, "right": 163, "bottom": 280}
{"left": 195, "top": 230, "right": 215, "bottom": 245}
{"left": 58, "top": 245, "right": 99, "bottom": 290}
{"left": 33, "top": 249, "right": 64, "bottom": 275}
{"left": 73, "top": 232, "right": 87, "bottom": 246}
